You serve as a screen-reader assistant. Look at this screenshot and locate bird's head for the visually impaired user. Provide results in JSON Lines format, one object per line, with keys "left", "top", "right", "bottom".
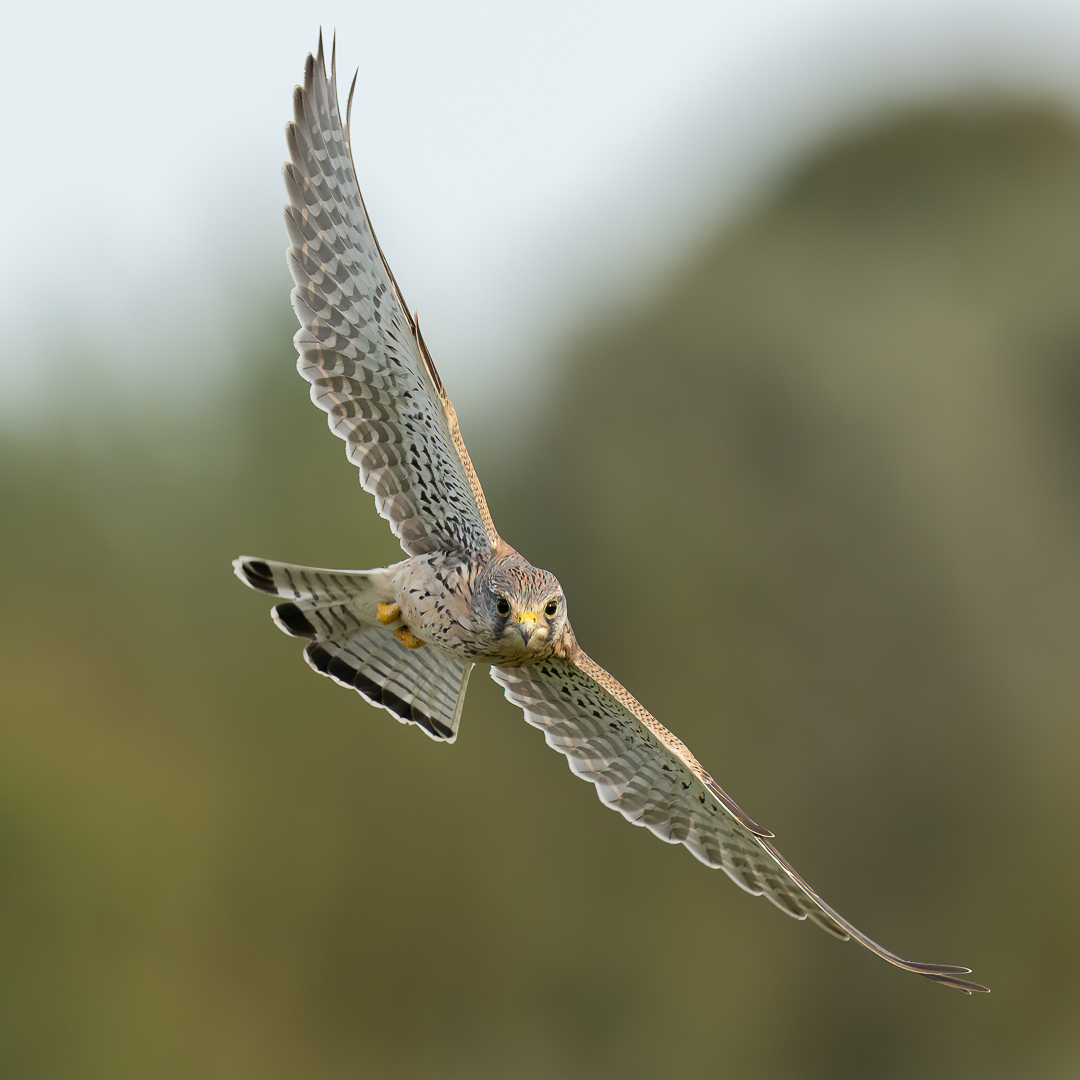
{"left": 473, "top": 553, "right": 570, "bottom": 662}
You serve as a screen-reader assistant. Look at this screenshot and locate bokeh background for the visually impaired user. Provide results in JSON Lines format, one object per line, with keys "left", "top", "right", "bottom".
{"left": 3, "top": 2, "right": 1079, "bottom": 1077}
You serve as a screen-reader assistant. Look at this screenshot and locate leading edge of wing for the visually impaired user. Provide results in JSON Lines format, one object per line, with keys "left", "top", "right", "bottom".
{"left": 492, "top": 655, "right": 988, "bottom": 993}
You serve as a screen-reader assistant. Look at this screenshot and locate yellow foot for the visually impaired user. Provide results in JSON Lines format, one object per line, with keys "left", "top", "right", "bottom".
{"left": 394, "top": 626, "right": 425, "bottom": 649}
{"left": 376, "top": 601, "right": 401, "bottom": 625}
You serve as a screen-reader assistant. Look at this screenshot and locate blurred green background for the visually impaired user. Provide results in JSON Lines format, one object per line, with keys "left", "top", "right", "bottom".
{"left": 3, "top": 103, "right": 1079, "bottom": 1078}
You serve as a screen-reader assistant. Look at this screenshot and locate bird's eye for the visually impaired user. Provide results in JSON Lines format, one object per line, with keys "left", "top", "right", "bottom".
{"left": 495, "top": 597, "right": 510, "bottom": 616}
{"left": 545, "top": 599, "right": 559, "bottom": 617}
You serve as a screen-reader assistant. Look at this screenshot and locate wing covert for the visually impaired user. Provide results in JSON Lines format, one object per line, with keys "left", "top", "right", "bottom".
{"left": 284, "top": 36, "right": 498, "bottom": 557}
{"left": 492, "top": 655, "right": 988, "bottom": 993}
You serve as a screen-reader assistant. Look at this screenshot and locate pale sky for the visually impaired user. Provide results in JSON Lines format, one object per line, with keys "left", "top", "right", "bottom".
{"left": 4, "top": 0, "right": 1080, "bottom": 428}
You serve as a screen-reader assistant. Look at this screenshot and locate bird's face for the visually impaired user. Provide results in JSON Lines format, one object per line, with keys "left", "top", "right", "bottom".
{"left": 473, "top": 556, "right": 569, "bottom": 662}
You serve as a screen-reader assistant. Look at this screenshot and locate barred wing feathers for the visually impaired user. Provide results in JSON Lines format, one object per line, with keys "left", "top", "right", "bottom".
{"left": 286, "top": 37, "right": 498, "bottom": 557}
{"left": 492, "top": 655, "right": 988, "bottom": 994}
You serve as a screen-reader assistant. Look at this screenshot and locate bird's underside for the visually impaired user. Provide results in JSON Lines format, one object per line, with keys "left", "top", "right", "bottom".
{"left": 233, "top": 33, "right": 988, "bottom": 995}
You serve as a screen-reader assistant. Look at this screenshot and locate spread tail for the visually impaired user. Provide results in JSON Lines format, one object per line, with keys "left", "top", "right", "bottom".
{"left": 233, "top": 557, "right": 473, "bottom": 741}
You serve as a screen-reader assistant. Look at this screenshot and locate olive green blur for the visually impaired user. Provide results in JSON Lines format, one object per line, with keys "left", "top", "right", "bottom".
{"left": 3, "top": 106, "right": 1078, "bottom": 1078}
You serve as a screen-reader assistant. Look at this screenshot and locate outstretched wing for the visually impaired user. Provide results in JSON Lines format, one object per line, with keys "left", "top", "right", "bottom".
{"left": 493, "top": 654, "right": 988, "bottom": 993}
{"left": 285, "top": 36, "right": 498, "bottom": 557}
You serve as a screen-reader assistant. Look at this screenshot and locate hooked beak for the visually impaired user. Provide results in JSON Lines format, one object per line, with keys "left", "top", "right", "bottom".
{"left": 515, "top": 612, "right": 538, "bottom": 644}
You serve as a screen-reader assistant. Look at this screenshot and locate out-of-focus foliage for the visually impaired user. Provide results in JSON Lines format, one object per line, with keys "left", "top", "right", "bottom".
{"left": 2, "top": 105, "right": 1079, "bottom": 1079}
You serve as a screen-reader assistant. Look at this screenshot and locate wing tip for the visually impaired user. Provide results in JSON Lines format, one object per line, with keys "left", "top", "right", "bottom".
{"left": 899, "top": 960, "right": 988, "bottom": 993}
{"left": 919, "top": 971, "right": 991, "bottom": 994}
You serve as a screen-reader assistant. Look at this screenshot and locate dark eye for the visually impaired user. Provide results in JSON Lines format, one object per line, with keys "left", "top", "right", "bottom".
{"left": 545, "top": 599, "right": 559, "bottom": 617}
{"left": 495, "top": 597, "right": 510, "bottom": 616}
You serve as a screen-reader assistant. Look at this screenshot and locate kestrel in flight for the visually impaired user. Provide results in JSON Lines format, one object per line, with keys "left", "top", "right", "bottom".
{"left": 234, "top": 35, "right": 988, "bottom": 994}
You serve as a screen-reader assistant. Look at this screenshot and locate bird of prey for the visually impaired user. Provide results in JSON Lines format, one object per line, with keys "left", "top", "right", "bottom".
{"left": 234, "top": 34, "right": 988, "bottom": 994}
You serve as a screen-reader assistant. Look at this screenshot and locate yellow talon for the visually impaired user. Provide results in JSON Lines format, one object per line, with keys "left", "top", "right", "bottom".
{"left": 394, "top": 626, "right": 425, "bottom": 649}
{"left": 377, "top": 601, "right": 401, "bottom": 625}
